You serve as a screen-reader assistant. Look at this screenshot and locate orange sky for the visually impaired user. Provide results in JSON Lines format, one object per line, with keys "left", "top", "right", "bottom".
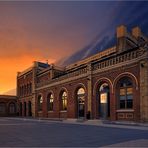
{"left": 0, "top": 56, "right": 55, "bottom": 94}
{"left": 0, "top": 1, "right": 124, "bottom": 95}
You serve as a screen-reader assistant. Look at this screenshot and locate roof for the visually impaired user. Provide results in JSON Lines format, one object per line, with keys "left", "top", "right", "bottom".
{"left": 0, "top": 95, "right": 17, "bottom": 99}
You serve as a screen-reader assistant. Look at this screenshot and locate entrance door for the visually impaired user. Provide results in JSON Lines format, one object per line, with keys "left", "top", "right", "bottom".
{"left": 99, "top": 83, "right": 110, "bottom": 119}
{"left": 28, "top": 101, "right": 32, "bottom": 116}
{"left": 78, "top": 97, "right": 85, "bottom": 118}
{"left": 20, "top": 103, "right": 22, "bottom": 116}
{"left": 24, "top": 102, "right": 26, "bottom": 116}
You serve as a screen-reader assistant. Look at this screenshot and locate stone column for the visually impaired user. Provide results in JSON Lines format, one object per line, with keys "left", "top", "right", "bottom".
{"left": 31, "top": 62, "right": 38, "bottom": 117}
{"left": 140, "top": 59, "right": 148, "bottom": 122}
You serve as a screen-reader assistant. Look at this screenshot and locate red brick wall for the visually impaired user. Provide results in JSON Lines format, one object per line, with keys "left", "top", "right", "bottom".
{"left": 92, "top": 62, "right": 140, "bottom": 121}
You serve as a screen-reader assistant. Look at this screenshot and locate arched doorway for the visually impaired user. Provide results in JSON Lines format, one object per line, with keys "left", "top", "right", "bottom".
{"left": 9, "top": 102, "right": 16, "bottom": 114}
{"left": 99, "top": 83, "right": 110, "bottom": 119}
{"left": 28, "top": 101, "right": 32, "bottom": 116}
{"left": 24, "top": 102, "right": 26, "bottom": 116}
{"left": 0, "top": 102, "right": 6, "bottom": 116}
{"left": 20, "top": 102, "right": 22, "bottom": 116}
{"left": 77, "top": 88, "right": 85, "bottom": 118}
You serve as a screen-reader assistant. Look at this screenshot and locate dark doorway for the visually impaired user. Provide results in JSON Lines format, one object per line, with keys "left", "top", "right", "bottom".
{"left": 24, "top": 102, "right": 26, "bottom": 116}
{"left": 20, "top": 102, "right": 22, "bottom": 116}
{"left": 78, "top": 97, "right": 85, "bottom": 118}
{"left": 28, "top": 101, "right": 32, "bottom": 116}
{"left": 99, "top": 83, "right": 110, "bottom": 119}
{"left": 77, "top": 88, "right": 85, "bottom": 118}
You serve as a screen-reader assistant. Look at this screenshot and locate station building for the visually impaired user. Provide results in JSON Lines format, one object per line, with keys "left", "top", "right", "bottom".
{"left": 0, "top": 95, "right": 17, "bottom": 117}
{"left": 17, "top": 25, "right": 148, "bottom": 122}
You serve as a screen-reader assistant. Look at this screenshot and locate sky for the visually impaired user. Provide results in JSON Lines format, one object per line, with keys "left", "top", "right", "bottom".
{"left": 0, "top": 1, "right": 148, "bottom": 95}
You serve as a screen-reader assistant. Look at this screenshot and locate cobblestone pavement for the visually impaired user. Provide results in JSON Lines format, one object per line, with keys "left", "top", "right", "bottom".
{"left": 0, "top": 117, "right": 148, "bottom": 147}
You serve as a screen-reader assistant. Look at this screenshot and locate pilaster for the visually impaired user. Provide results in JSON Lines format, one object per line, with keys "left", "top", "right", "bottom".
{"left": 87, "top": 63, "right": 92, "bottom": 119}
{"left": 140, "top": 59, "right": 148, "bottom": 121}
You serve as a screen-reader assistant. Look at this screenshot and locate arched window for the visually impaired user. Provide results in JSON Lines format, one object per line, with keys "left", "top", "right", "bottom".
{"left": 99, "top": 83, "right": 109, "bottom": 104}
{"left": 9, "top": 103, "right": 16, "bottom": 114}
{"left": 77, "top": 88, "right": 85, "bottom": 95}
{"left": 119, "top": 77, "right": 133, "bottom": 109}
{"left": 38, "top": 95, "right": 43, "bottom": 111}
{"left": 47, "top": 93, "right": 54, "bottom": 111}
{"left": 99, "top": 83, "right": 109, "bottom": 93}
{"left": 0, "top": 103, "right": 6, "bottom": 114}
{"left": 61, "top": 91, "right": 67, "bottom": 111}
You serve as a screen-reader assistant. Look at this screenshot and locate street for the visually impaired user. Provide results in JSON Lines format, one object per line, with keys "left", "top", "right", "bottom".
{"left": 0, "top": 118, "right": 148, "bottom": 147}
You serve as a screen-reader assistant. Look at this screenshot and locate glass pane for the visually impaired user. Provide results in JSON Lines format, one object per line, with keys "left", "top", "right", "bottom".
{"left": 50, "top": 94, "right": 54, "bottom": 99}
{"left": 62, "top": 96, "right": 67, "bottom": 110}
{"left": 99, "top": 83, "right": 109, "bottom": 92}
{"left": 120, "top": 77, "right": 132, "bottom": 87}
{"left": 120, "top": 95, "right": 126, "bottom": 100}
{"left": 120, "top": 100, "right": 125, "bottom": 109}
{"left": 49, "top": 102, "right": 53, "bottom": 110}
{"left": 127, "top": 94, "right": 133, "bottom": 100}
{"left": 100, "top": 93, "right": 107, "bottom": 103}
{"left": 62, "top": 91, "right": 67, "bottom": 97}
{"left": 120, "top": 89, "right": 126, "bottom": 95}
{"left": 65, "top": 99, "right": 67, "bottom": 109}
{"left": 127, "top": 88, "right": 133, "bottom": 94}
{"left": 77, "top": 88, "right": 85, "bottom": 95}
{"left": 50, "top": 98, "right": 53, "bottom": 103}
{"left": 127, "top": 100, "right": 133, "bottom": 108}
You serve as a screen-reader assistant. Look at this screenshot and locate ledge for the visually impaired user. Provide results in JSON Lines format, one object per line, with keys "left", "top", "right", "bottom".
{"left": 48, "top": 111, "right": 54, "bottom": 113}
{"left": 60, "top": 110, "right": 67, "bottom": 113}
{"left": 116, "top": 109, "right": 134, "bottom": 112}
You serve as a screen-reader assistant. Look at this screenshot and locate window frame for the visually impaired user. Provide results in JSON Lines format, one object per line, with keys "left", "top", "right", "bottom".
{"left": 118, "top": 78, "right": 133, "bottom": 109}
{"left": 47, "top": 93, "right": 54, "bottom": 111}
{"left": 38, "top": 95, "right": 43, "bottom": 111}
{"left": 61, "top": 91, "right": 67, "bottom": 111}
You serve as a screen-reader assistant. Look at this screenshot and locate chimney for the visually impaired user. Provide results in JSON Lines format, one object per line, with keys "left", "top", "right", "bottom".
{"left": 132, "top": 26, "right": 141, "bottom": 38}
{"left": 116, "top": 25, "right": 127, "bottom": 52}
{"left": 117, "top": 25, "right": 127, "bottom": 38}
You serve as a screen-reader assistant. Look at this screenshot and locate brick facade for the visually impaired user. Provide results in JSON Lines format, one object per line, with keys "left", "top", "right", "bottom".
{"left": 17, "top": 25, "right": 148, "bottom": 122}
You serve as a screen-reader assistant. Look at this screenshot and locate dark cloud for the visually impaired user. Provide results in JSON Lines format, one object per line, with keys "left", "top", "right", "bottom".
{"left": 61, "top": 1, "right": 148, "bottom": 66}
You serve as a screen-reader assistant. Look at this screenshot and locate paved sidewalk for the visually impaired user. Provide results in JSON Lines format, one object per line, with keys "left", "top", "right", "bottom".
{"left": 5, "top": 117, "right": 148, "bottom": 131}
